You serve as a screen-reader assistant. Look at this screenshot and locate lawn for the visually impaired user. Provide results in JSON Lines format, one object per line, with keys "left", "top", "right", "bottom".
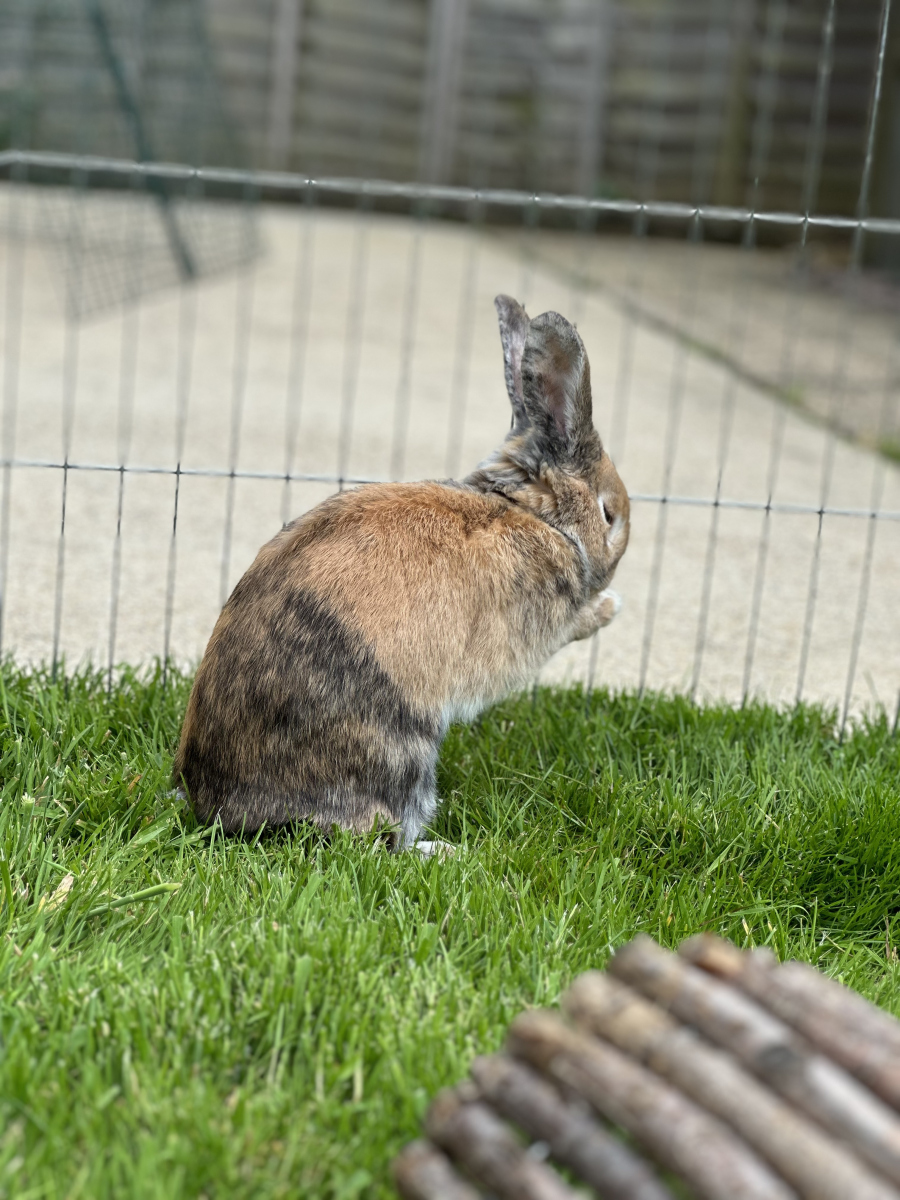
{"left": 1, "top": 662, "right": 900, "bottom": 1199}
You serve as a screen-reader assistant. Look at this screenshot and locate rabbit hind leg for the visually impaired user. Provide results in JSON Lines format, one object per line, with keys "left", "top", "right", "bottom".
{"left": 394, "top": 756, "right": 447, "bottom": 853}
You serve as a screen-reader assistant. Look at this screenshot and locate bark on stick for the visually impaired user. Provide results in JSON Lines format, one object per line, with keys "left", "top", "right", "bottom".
{"left": 609, "top": 936, "right": 900, "bottom": 1188}
{"left": 506, "top": 1008, "right": 796, "bottom": 1200}
{"left": 565, "top": 970, "right": 900, "bottom": 1200}
{"left": 471, "top": 1053, "right": 675, "bottom": 1200}
{"left": 424, "top": 1085, "right": 580, "bottom": 1200}
{"left": 681, "top": 934, "right": 900, "bottom": 1113}
{"left": 392, "top": 1139, "right": 483, "bottom": 1200}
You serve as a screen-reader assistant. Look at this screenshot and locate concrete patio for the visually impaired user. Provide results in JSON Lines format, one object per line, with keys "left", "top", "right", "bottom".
{"left": 2, "top": 184, "right": 899, "bottom": 714}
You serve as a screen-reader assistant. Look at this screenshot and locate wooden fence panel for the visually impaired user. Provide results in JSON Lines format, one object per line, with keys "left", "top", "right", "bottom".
{"left": 0, "top": 0, "right": 891, "bottom": 221}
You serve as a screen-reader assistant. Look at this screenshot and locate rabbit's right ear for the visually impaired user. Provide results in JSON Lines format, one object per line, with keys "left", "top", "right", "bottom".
{"left": 494, "top": 295, "right": 530, "bottom": 430}
{"left": 520, "top": 311, "right": 593, "bottom": 464}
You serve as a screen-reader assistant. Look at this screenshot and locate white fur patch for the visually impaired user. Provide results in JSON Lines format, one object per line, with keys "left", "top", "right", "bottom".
{"left": 442, "top": 697, "right": 487, "bottom": 728}
{"left": 415, "top": 840, "right": 455, "bottom": 859}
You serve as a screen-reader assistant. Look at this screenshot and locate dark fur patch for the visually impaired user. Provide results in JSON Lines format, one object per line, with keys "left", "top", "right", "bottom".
{"left": 174, "top": 579, "right": 440, "bottom": 835}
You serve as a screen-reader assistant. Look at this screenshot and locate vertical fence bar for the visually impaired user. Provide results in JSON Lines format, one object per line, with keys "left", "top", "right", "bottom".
{"left": 841, "top": 487, "right": 887, "bottom": 729}
{"left": 444, "top": 196, "right": 483, "bottom": 480}
{"left": 107, "top": 168, "right": 148, "bottom": 689}
{"left": 389, "top": 203, "right": 426, "bottom": 482}
{"left": 336, "top": 188, "right": 372, "bottom": 490}
{"left": 636, "top": 213, "right": 702, "bottom": 694}
{"left": 218, "top": 183, "right": 259, "bottom": 610}
{"left": 0, "top": 8, "right": 35, "bottom": 658}
{"left": 51, "top": 166, "right": 89, "bottom": 679}
{"left": 516, "top": 193, "right": 542, "bottom": 311}
{"left": 518, "top": 192, "right": 548, "bottom": 697}
{"left": 0, "top": 163, "right": 27, "bottom": 657}
{"left": 585, "top": 622, "right": 602, "bottom": 709}
{"left": 838, "top": 0, "right": 897, "bottom": 726}
{"left": 840, "top": 326, "right": 899, "bottom": 729}
{"left": 794, "top": 372, "right": 847, "bottom": 704}
{"left": 688, "top": 219, "right": 751, "bottom": 699}
{"left": 161, "top": 216, "right": 200, "bottom": 685}
{"left": 281, "top": 182, "right": 317, "bottom": 525}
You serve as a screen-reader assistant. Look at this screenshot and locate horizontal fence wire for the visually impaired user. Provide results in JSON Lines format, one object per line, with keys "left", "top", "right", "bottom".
{"left": 2, "top": 460, "right": 898, "bottom": 522}
{"left": 5, "top": 151, "right": 900, "bottom": 236}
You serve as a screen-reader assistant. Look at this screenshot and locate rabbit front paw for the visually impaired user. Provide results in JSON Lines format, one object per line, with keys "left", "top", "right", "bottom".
{"left": 569, "top": 588, "right": 621, "bottom": 641}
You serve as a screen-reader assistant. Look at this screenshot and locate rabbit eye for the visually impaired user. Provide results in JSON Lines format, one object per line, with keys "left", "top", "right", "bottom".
{"left": 598, "top": 497, "right": 610, "bottom": 524}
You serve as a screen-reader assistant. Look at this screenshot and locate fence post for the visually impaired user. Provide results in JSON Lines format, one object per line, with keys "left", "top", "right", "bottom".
{"left": 712, "top": 0, "right": 756, "bottom": 208}
{"left": 419, "top": 0, "right": 470, "bottom": 184}
{"left": 267, "top": 0, "right": 304, "bottom": 170}
{"left": 575, "top": 0, "right": 613, "bottom": 199}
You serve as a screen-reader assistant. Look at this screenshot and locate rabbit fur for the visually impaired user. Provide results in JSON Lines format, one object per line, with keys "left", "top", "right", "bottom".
{"left": 173, "top": 296, "right": 630, "bottom": 850}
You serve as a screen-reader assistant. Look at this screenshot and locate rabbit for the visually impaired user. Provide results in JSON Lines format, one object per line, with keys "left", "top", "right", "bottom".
{"left": 173, "top": 295, "right": 630, "bottom": 853}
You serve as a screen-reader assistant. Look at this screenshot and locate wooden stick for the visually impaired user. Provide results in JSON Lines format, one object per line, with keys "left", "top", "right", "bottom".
{"left": 610, "top": 936, "right": 900, "bottom": 1188}
{"left": 681, "top": 934, "right": 900, "bottom": 1112}
{"left": 566, "top": 970, "right": 900, "bottom": 1200}
{"left": 471, "top": 1053, "right": 675, "bottom": 1200}
{"left": 506, "top": 1008, "right": 797, "bottom": 1200}
{"left": 424, "top": 1085, "right": 581, "bottom": 1200}
{"left": 392, "top": 1139, "right": 483, "bottom": 1200}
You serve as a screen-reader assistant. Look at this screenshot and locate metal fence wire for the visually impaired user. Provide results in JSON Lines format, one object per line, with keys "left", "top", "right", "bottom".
{"left": 1, "top": 1, "right": 899, "bottom": 724}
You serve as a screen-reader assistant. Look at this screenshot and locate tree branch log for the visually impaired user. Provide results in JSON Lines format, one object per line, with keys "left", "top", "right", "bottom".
{"left": 681, "top": 935, "right": 900, "bottom": 1113}
{"left": 565, "top": 969, "right": 900, "bottom": 1200}
{"left": 424, "top": 1085, "right": 581, "bottom": 1200}
{"left": 609, "top": 936, "right": 900, "bottom": 1189}
{"left": 392, "top": 1139, "right": 483, "bottom": 1200}
{"left": 506, "top": 1008, "right": 796, "bottom": 1200}
{"left": 470, "top": 1053, "right": 675, "bottom": 1200}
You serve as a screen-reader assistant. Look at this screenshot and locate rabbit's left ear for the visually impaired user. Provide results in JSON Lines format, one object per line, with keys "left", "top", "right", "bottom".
{"left": 494, "top": 295, "right": 531, "bottom": 429}
{"left": 521, "top": 311, "right": 594, "bottom": 459}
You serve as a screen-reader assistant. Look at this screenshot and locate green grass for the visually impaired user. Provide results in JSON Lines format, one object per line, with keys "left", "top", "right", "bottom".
{"left": 2, "top": 663, "right": 900, "bottom": 1199}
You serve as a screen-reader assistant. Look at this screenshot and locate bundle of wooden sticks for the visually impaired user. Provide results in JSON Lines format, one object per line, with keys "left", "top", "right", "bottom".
{"left": 392, "top": 934, "right": 900, "bottom": 1199}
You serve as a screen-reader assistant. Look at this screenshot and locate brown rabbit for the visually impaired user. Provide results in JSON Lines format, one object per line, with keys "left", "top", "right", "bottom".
{"left": 173, "top": 296, "right": 629, "bottom": 852}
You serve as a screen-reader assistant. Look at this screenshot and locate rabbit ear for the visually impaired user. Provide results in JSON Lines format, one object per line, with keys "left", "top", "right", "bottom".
{"left": 494, "top": 295, "right": 531, "bottom": 428}
{"left": 520, "top": 311, "right": 593, "bottom": 459}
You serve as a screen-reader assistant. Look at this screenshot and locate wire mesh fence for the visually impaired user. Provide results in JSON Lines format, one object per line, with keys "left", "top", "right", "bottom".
{"left": 1, "top": 129, "right": 899, "bottom": 720}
